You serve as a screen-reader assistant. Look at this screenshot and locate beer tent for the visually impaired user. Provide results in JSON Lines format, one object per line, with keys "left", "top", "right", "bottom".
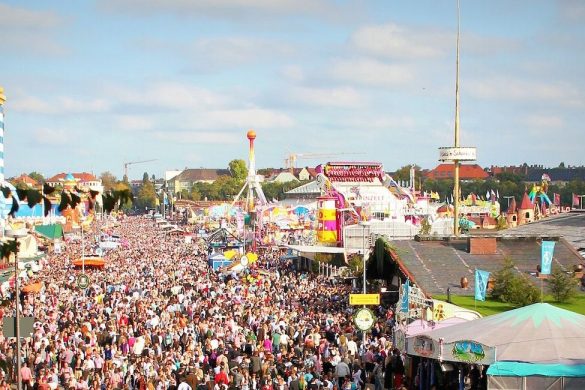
{"left": 406, "top": 303, "right": 585, "bottom": 389}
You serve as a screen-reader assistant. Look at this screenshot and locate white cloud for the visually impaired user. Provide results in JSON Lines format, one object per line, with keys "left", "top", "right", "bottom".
{"left": 187, "top": 37, "right": 295, "bottom": 70}
{"left": 109, "top": 83, "right": 228, "bottom": 111}
{"left": 0, "top": 4, "right": 66, "bottom": 56}
{"left": 152, "top": 131, "right": 239, "bottom": 144}
{"left": 331, "top": 58, "right": 414, "bottom": 87}
{"left": 191, "top": 108, "right": 295, "bottom": 130}
{"left": 32, "top": 128, "right": 69, "bottom": 146}
{"left": 350, "top": 23, "right": 447, "bottom": 60}
{"left": 289, "top": 86, "right": 367, "bottom": 108}
{"left": 520, "top": 115, "right": 565, "bottom": 129}
{"left": 99, "top": 0, "right": 358, "bottom": 22}
{"left": 467, "top": 78, "right": 585, "bottom": 108}
{"left": 281, "top": 65, "right": 305, "bottom": 82}
{"left": 559, "top": 0, "right": 585, "bottom": 23}
{"left": 0, "top": 4, "right": 62, "bottom": 29}
{"left": 11, "top": 96, "right": 110, "bottom": 115}
{"left": 116, "top": 115, "right": 155, "bottom": 131}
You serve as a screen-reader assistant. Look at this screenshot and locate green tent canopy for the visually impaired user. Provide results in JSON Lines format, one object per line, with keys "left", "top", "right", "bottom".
{"left": 34, "top": 224, "right": 64, "bottom": 240}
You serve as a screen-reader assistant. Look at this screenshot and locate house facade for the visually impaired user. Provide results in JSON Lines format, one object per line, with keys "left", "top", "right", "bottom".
{"left": 45, "top": 172, "right": 102, "bottom": 190}
{"left": 167, "top": 169, "right": 231, "bottom": 194}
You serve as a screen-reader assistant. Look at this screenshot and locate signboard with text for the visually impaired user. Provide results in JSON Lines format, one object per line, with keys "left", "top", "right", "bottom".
{"left": 350, "top": 293, "right": 380, "bottom": 305}
{"left": 439, "top": 147, "right": 477, "bottom": 162}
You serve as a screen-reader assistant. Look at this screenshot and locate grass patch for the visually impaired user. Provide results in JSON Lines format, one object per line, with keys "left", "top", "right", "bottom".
{"left": 434, "top": 293, "right": 585, "bottom": 317}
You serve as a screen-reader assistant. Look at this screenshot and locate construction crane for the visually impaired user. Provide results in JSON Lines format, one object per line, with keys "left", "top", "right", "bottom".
{"left": 284, "top": 152, "right": 365, "bottom": 170}
{"left": 123, "top": 159, "right": 158, "bottom": 179}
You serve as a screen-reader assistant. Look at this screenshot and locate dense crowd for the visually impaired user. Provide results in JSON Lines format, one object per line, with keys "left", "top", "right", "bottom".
{"left": 0, "top": 215, "right": 404, "bottom": 390}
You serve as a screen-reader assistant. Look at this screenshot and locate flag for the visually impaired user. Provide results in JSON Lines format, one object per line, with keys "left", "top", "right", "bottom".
{"left": 474, "top": 269, "right": 490, "bottom": 301}
{"left": 554, "top": 193, "right": 561, "bottom": 206}
{"left": 541, "top": 241, "right": 555, "bottom": 275}
{"left": 573, "top": 193, "right": 580, "bottom": 207}
{"left": 486, "top": 190, "right": 490, "bottom": 200}
{"left": 400, "top": 281, "right": 409, "bottom": 313}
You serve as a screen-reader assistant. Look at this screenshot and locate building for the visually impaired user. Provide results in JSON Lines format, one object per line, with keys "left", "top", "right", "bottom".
{"left": 525, "top": 167, "right": 585, "bottom": 185}
{"left": 425, "top": 164, "right": 489, "bottom": 181}
{"left": 45, "top": 172, "right": 102, "bottom": 190}
{"left": 266, "top": 167, "right": 316, "bottom": 183}
{"left": 167, "top": 168, "right": 231, "bottom": 194}
{"left": 10, "top": 174, "right": 39, "bottom": 188}
{"left": 489, "top": 165, "right": 529, "bottom": 177}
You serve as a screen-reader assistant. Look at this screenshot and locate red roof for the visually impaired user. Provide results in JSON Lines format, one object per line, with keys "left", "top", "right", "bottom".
{"left": 12, "top": 174, "right": 39, "bottom": 186}
{"left": 46, "top": 172, "right": 98, "bottom": 183}
{"left": 519, "top": 192, "right": 533, "bottom": 210}
{"left": 425, "top": 164, "right": 489, "bottom": 180}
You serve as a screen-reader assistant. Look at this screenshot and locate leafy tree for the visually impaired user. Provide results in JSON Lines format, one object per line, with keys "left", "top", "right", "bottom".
{"left": 546, "top": 267, "right": 579, "bottom": 303}
{"left": 28, "top": 171, "right": 45, "bottom": 183}
{"left": 558, "top": 162, "right": 566, "bottom": 169}
{"left": 100, "top": 171, "right": 118, "bottom": 191}
{"left": 392, "top": 165, "right": 422, "bottom": 184}
{"left": 113, "top": 181, "right": 133, "bottom": 211}
{"left": 491, "top": 258, "right": 540, "bottom": 306}
{"left": 142, "top": 172, "right": 149, "bottom": 184}
{"left": 213, "top": 175, "right": 240, "bottom": 200}
{"left": 135, "top": 181, "right": 157, "bottom": 209}
{"left": 229, "top": 159, "right": 248, "bottom": 182}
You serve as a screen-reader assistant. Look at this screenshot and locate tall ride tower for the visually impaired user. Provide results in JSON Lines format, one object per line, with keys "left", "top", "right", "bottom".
{"left": 0, "top": 87, "right": 6, "bottom": 182}
{"left": 232, "top": 129, "right": 267, "bottom": 212}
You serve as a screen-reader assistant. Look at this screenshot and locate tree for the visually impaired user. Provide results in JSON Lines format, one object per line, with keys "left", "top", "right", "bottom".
{"left": 142, "top": 172, "right": 150, "bottom": 184}
{"left": 546, "top": 267, "right": 579, "bottom": 303}
{"left": 28, "top": 171, "right": 45, "bottom": 183}
{"left": 229, "top": 159, "right": 248, "bottom": 182}
{"left": 135, "top": 181, "right": 157, "bottom": 209}
{"left": 491, "top": 258, "right": 540, "bottom": 306}
{"left": 392, "top": 165, "right": 422, "bottom": 184}
{"left": 558, "top": 162, "right": 566, "bottom": 169}
{"left": 113, "top": 181, "right": 133, "bottom": 211}
{"left": 100, "top": 171, "right": 118, "bottom": 192}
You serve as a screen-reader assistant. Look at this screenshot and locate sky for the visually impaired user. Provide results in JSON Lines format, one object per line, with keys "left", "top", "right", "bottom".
{"left": 1, "top": 0, "right": 584, "bottom": 180}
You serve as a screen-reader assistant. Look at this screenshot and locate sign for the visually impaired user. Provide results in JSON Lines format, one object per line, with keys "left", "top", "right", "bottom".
{"left": 350, "top": 293, "right": 380, "bottom": 305}
{"left": 353, "top": 308, "right": 376, "bottom": 331}
{"left": 438, "top": 147, "right": 477, "bottom": 162}
{"left": 2, "top": 317, "right": 35, "bottom": 338}
{"left": 541, "top": 241, "right": 556, "bottom": 275}
{"left": 77, "top": 273, "right": 90, "bottom": 289}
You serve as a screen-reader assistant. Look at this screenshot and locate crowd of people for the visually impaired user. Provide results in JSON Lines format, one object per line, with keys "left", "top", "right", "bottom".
{"left": 0, "top": 215, "right": 405, "bottom": 390}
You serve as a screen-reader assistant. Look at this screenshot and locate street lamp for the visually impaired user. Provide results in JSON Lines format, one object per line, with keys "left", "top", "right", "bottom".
{"left": 6, "top": 228, "right": 28, "bottom": 390}
{"left": 359, "top": 220, "right": 370, "bottom": 349}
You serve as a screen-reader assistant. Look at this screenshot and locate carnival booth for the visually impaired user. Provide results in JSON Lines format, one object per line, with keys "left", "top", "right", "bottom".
{"left": 406, "top": 303, "right": 585, "bottom": 389}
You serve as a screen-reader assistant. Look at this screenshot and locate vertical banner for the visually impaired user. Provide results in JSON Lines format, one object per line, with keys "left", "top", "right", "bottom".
{"left": 474, "top": 269, "right": 490, "bottom": 301}
{"left": 400, "top": 281, "right": 409, "bottom": 313}
{"left": 541, "top": 241, "right": 556, "bottom": 275}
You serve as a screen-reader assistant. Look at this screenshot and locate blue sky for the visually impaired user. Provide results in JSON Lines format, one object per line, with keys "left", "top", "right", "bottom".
{"left": 1, "top": 0, "right": 584, "bottom": 180}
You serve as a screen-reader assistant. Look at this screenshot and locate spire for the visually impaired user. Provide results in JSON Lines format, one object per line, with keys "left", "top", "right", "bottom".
{"left": 519, "top": 192, "right": 533, "bottom": 210}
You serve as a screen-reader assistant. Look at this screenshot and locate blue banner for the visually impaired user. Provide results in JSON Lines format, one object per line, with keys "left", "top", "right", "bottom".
{"left": 541, "top": 241, "right": 556, "bottom": 275}
{"left": 400, "top": 281, "right": 409, "bottom": 313}
{"left": 474, "top": 269, "right": 490, "bottom": 301}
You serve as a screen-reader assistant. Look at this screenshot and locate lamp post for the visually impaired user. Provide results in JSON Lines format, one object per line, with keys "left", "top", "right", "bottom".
{"left": 6, "top": 228, "right": 28, "bottom": 390}
{"left": 359, "top": 221, "right": 370, "bottom": 349}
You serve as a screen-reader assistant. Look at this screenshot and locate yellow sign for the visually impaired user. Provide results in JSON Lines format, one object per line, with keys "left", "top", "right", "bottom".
{"left": 350, "top": 294, "right": 380, "bottom": 305}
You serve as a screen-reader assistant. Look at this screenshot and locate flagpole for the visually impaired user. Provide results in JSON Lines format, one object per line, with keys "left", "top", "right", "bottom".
{"left": 474, "top": 268, "right": 477, "bottom": 310}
